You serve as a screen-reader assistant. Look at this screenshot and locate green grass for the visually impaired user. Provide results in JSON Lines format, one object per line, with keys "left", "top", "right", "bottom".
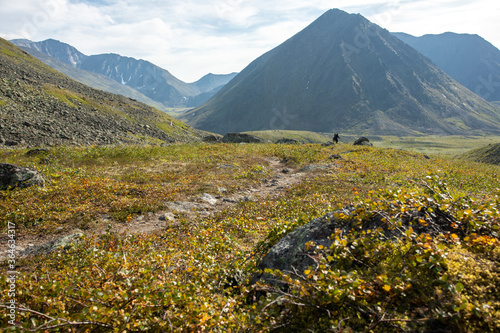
{"left": 372, "top": 135, "right": 500, "bottom": 156}
{"left": 1, "top": 143, "right": 499, "bottom": 332}
{"left": 245, "top": 130, "right": 333, "bottom": 143}
{"left": 163, "top": 107, "right": 193, "bottom": 117}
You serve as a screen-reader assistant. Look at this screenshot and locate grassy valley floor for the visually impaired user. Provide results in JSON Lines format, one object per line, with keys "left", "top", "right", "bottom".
{"left": 1, "top": 142, "right": 500, "bottom": 332}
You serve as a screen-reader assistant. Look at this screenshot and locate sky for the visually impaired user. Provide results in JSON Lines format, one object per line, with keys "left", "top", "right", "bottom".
{"left": 0, "top": 0, "right": 499, "bottom": 83}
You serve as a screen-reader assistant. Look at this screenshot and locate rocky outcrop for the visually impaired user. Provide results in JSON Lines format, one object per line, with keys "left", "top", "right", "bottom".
{"left": 255, "top": 205, "right": 456, "bottom": 284}
{"left": 353, "top": 137, "right": 372, "bottom": 146}
{"left": 221, "top": 133, "right": 264, "bottom": 143}
{"left": 202, "top": 134, "right": 222, "bottom": 143}
{"left": 20, "top": 231, "right": 84, "bottom": 257}
{"left": 0, "top": 163, "right": 45, "bottom": 190}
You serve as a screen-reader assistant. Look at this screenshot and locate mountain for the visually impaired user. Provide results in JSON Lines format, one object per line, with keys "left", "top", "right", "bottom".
{"left": 0, "top": 37, "right": 205, "bottom": 147}
{"left": 14, "top": 45, "right": 168, "bottom": 111}
{"left": 78, "top": 53, "right": 199, "bottom": 107}
{"left": 10, "top": 39, "right": 236, "bottom": 108}
{"left": 193, "top": 73, "right": 238, "bottom": 93}
{"left": 182, "top": 9, "right": 500, "bottom": 136}
{"left": 185, "top": 73, "right": 238, "bottom": 107}
{"left": 393, "top": 32, "right": 500, "bottom": 102}
{"left": 12, "top": 38, "right": 87, "bottom": 66}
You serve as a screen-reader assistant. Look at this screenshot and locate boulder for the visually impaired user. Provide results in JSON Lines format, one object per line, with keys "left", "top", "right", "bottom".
{"left": 353, "top": 137, "right": 372, "bottom": 146}
{"left": 222, "top": 133, "right": 264, "bottom": 143}
{"left": 255, "top": 205, "right": 456, "bottom": 284}
{"left": 0, "top": 163, "right": 46, "bottom": 190}
{"left": 254, "top": 207, "right": 354, "bottom": 281}
{"left": 25, "top": 148, "right": 49, "bottom": 156}
{"left": 202, "top": 134, "right": 222, "bottom": 143}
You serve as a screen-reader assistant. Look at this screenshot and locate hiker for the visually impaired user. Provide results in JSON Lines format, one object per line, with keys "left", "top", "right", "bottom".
{"left": 333, "top": 133, "right": 339, "bottom": 144}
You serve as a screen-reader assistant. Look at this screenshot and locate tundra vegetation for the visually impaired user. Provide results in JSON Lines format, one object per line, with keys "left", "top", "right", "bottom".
{"left": 1, "top": 142, "right": 499, "bottom": 332}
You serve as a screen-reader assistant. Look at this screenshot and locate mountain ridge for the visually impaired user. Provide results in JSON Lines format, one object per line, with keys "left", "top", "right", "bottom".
{"left": 10, "top": 38, "right": 237, "bottom": 108}
{"left": 393, "top": 32, "right": 500, "bottom": 102}
{"left": 13, "top": 45, "right": 168, "bottom": 111}
{"left": 182, "top": 9, "right": 500, "bottom": 136}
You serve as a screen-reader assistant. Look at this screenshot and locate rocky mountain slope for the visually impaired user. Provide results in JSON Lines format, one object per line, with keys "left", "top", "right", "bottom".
{"left": 11, "top": 39, "right": 237, "bottom": 108}
{"left": 15, "top": 46, "right": 168, "bottom": 111}
{"left": 393, "top": 32, "right": 500, "bottom": 102}
{"left": 0, "top": 38, "right": 206, "bottom": 147}
{"left": 182, "top": 9, "right": 500, "bottom": 136}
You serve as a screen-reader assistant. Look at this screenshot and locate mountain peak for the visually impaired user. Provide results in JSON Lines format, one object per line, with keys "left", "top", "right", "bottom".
{"left": 182, "top": 9, "right": 500, "bottom": 136}
{"left": 11, "top": 38, "right": 87, "bottom": 67}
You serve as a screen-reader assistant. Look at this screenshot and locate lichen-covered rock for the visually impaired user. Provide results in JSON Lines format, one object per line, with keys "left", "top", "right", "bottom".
{"left": 254, "top": 207, "right": 355, "bottom": 282}
{"left": 255, "top": 204, "right": 457, "bottom": 284}
{"left": 0, "top": 163, "right": 46, "bottom": 190}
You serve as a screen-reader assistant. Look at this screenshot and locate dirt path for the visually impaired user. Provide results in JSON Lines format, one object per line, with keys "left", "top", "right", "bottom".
{"left": 2, "top": 157, "right": 311, "bottom": 261}
{"left": 112, "top": 157, "right": 307, "bottom": 235}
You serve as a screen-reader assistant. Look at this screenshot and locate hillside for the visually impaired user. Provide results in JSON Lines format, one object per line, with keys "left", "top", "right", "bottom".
{"left": 183, "top": 9, "right": 500, "bottom": 136}
{"left": 460, "top": 142, "right": 500, "bottom": 165}
{"left": 15, "top": 46, "right": 168, "bottom": 111}
{"left": 393, "top": 32, "right": 500, "bottom": 102}
{"left": 0, "top": 37, "right": 205, "bottom": 147}
{"left": 11, "top": 39, "right": 237, "bottom": 108}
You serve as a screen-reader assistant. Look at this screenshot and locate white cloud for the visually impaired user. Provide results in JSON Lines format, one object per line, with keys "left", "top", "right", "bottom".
{"left": 0, "top": 0, "right": 499, "bottom": 82}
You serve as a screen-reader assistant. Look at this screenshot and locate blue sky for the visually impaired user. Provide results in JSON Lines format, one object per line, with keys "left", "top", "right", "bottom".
{"left": 0, "top": 0, "right": 499, "bottom": 82}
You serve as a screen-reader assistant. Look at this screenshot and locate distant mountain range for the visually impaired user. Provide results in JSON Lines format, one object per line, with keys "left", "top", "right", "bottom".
{"left": 0, "top": 37, "right": 206, "bottom": 147}
{"left": 10, "top": 38, "right": 237, "bottom": 109}
{"left": 393, "top": 32, "right": 500, "bottom": 102}
{"left": 182, "top": 9, "right": 500, "bottom": 136}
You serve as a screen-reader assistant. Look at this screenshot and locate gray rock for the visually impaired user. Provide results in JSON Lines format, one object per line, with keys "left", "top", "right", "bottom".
{"left": 159, "top": 212, "right": 176, "bottom": 221}
{"left": 200, "top": 193, "right": 218, "bottom": 205}
{"left": 20, "top": 231, "right": 84, "bottom": 257}
{"left": 202, "top": 134, "right": 222, "bottom": 143}
{"left": 300, "top": 164, "right": 333, "bottom": 171}
{"left": 0, "top": 163, "right": 46, "bottom": 190}
{"left": 255, "top": 208, "right": 355, "bottom": 282}
{"left": 353, "top": 137, "right": 372, "bottom": 146}
{"left": 255, "top": 204, "right": 457, "bottom": 284}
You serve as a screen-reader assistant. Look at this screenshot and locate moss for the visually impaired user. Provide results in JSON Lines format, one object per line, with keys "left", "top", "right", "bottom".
{"left": 446, "top": 246, "right": 500, "bottom": 332}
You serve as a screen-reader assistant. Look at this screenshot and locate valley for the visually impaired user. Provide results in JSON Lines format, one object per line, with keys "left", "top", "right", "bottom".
{"left": 1, "top": 6, "right": 500, "bottom": 332}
